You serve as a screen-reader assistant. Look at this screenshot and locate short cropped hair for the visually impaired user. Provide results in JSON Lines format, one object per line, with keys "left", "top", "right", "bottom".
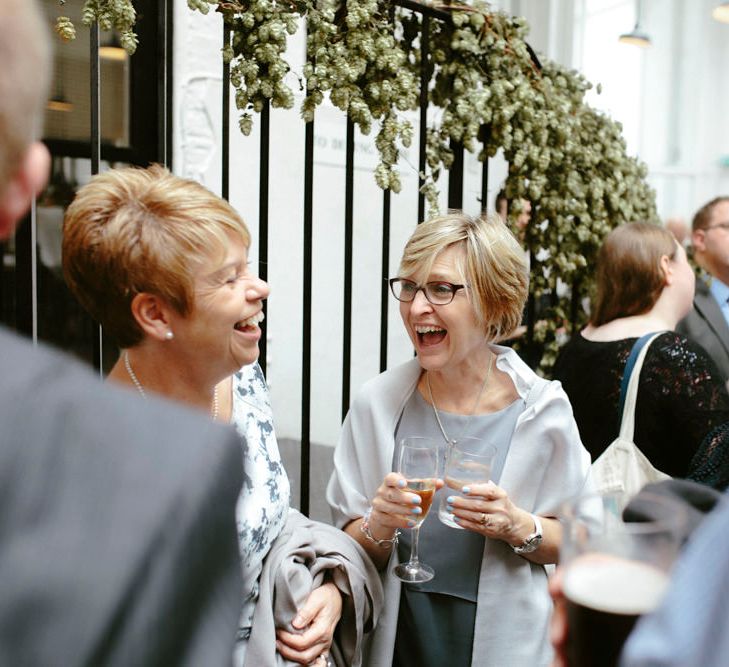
{"left": 398, "top": 212, "right": 528, "bottom": 342}
{"left": 62, "top": 165, "right": 251, "bottom": 348}
{"left": 0, "top": 0, "right": 50, "bottom": 189}
{"left": 692, "top": 196, "right": 729, "bottom": 231}
{"left": 591, "top": 222, "right": 676, "bottom": 327}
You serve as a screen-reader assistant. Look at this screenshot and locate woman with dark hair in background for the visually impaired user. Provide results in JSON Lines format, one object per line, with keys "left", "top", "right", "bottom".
{"left": 554, "top": 222, "right": 729, "bottom": 480}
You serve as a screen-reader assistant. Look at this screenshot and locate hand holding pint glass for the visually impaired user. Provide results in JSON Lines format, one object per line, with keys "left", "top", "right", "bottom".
{"left": 558, "top": 491, "right": 687, "bottom": 667}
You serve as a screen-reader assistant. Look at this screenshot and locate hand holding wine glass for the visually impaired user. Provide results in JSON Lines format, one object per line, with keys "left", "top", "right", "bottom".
{"left": 392, "top": 436, "right": 438, "bottom": 583}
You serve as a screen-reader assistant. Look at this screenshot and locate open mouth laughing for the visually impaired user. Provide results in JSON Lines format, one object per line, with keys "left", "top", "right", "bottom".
{"left": 415, "top": 324, "right": 447, "bottom": 346}
{"left": 234, "top": 310, "right": 264, "bottom": 333}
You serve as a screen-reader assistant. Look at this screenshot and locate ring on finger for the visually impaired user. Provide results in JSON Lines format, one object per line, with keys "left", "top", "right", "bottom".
{"left": 480, "top": 512, "right": 488, "bottom": 525}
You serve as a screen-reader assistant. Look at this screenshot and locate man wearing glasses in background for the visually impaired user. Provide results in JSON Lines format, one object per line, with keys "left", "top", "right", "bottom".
{"left": 678, "top": 196, "right": 729, "bottom": 387}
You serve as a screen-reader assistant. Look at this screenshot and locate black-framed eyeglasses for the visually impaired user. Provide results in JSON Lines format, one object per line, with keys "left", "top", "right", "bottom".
{"left": 389, "top": 278, "right": 467, "bottom": 305}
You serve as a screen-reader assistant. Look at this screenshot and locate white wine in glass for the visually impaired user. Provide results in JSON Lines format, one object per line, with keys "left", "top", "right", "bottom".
{"left": 392, "top": 436, "right": 438, "bottom": 583}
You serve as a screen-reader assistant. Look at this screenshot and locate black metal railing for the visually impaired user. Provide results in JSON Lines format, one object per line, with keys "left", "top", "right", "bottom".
{"left": 7, "top": 1, "right": 547, "bottom": 518}
{"left": 217, "top": 1, "right": 503, "bottom": 514}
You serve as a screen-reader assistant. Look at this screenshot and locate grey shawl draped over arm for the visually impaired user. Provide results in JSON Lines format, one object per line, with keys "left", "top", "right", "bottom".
{"left": 244, "top": 509, "right": 384, "bottom": 667}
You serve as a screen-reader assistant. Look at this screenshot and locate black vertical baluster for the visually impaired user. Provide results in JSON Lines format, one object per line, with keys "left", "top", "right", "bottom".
{"left": 258, "top": 101, "right": 270, "bottom": 375}
{"left": 222, "top": 23, "right": 230, "bottom": 200}
{"left": 480, "top": 127, "right": 490, "bottom": 213}
{"left": 157, "top": 0, "right": 168, "bottom": 165}
{"left": 447, "top": 138, "right": 464, "bottom": 210}
{"left": 161, "top": 0, "right": 174, "bottom": 166}
{"left": 417, "top": 15, "right": 430, "bottom": 224}
{"left": 30, "top": 198, "right": 37, "bottom": 344}
{"left": 90, "top": 22, "right": 102, "bottom": 374}
{"left": 14, "top": 215, "right": 31, "bottom": 338}
{"left": 342, "top": 118, "right": 354, "bottom": 422}
{"left": 301, "top": 117, "right": 314, "bottom": 517}
{"left": 166, "top": 0, "right": 175, "bottom": 167}
{"left": 380, "top": 189, "right": 391, "bottom": 373}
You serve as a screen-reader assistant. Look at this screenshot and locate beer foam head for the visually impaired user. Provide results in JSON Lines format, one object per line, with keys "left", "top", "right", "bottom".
{"left": 564, "top": 555, "right": 669, "bottom": 616}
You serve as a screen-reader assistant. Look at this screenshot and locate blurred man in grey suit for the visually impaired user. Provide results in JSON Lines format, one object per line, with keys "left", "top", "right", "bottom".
{"left": 0, "top": 1, "right": 244, "bottom": 664}
{"left": 677, "top": 197, "right": 729, "bottom": 386}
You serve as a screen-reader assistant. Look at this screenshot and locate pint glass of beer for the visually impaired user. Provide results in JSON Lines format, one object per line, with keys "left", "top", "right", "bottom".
{"left": 559, "top": 491, "right": 687, "bottom": 667}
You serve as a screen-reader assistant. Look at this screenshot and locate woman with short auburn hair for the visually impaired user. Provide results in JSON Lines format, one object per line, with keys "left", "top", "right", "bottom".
{"left": 328, "top": 212, "right": 591, "bottom": 666}
{"left": 63, "top": 165, "right": 378, "bottom": 667}
{"left": 554, "top": 221, "right": 729, "bottom": 479}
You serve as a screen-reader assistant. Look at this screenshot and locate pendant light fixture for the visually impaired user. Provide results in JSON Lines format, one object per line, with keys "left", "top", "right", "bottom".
{"left": 47, "top": 56, "right": 73, "bottom": 113}
{"left": 713, "top": 2, "right": 729, "bottom": 23}
{"left": 99, "top": 31, "right": 127, "bottom": 61}
{"left": 619, "top": 0, "right": 651, "bottom": 47}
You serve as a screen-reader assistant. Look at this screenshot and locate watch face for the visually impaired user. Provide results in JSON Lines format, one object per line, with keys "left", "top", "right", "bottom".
{"left": 515, "top": 533, "right": 542, "bottom": 554}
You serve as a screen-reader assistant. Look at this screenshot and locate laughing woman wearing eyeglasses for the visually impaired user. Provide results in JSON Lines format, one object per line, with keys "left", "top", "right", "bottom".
{"left": 327, "top": 212, "right": 591, "bottom": 667}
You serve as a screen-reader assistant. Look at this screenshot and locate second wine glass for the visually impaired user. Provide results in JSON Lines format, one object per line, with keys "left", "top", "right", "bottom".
{"left": 392, "top": 436, "right": 438, "bottom": 583}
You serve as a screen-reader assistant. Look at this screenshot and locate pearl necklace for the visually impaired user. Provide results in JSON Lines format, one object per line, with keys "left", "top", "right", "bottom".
{"left": 426, "top": 353, "right": 494, "bottom": 445}
{"left": 123, "top": 351, "right": 219, "bottom": 420}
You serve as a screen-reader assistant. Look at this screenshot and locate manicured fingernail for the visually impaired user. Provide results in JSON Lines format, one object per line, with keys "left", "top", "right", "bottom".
{"left": 411, "top": 507, "right": 422, "bottom": 514}
{"left": 446, "top": 505, "right": 454, "bottom": 513}
{"left": 411, "top": 496, "right": 420, "bottom": 504}
{"left": 462, "top": 486, "right": 470, "bottom": 494}
{"left": 397, "top": 479, "right": 406, "bottom": 488}
{"left": 454, "top": 516, "right": 461, "bottom": 523}
{"left": 447, "top": 496, "right": 455, "bottom": 504}
{"left": 407, "top": 519, "right": 416, "bottom": 527}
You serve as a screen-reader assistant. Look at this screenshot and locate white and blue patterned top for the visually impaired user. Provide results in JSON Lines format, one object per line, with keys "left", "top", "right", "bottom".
{"left": 232, "top": 362, "right": 290, "bottom": 654}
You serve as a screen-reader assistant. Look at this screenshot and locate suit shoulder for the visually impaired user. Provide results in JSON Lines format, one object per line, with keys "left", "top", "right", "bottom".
{"left": 0, "top": 329, "right": 240, "bottom": 483}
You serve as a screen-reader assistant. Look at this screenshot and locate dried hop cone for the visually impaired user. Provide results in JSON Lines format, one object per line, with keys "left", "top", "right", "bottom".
{"left": 55, "top": 16, "right": 77, "bottom": 42}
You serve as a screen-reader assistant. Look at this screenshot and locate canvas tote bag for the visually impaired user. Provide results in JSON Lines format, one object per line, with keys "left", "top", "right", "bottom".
{"left": 591, "top": 332, "right": 671, "bottom": 500}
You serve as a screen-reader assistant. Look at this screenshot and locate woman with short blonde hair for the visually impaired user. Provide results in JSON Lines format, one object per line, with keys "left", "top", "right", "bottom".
{"left": 328, "top": 212, "right": 590, "bottom": 666}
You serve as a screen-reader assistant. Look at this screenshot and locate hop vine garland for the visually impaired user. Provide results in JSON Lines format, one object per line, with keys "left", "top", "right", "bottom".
{"left": 187, "top": 0, "right": 656, "bottom": 372}
{"left": 55, "top": 0, "right": 138, "bottom": 55}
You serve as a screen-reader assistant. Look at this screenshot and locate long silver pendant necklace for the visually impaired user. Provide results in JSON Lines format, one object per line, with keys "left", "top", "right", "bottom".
{"left": 426, "top": 353, "right": 494, "bottom": 445}
{"left": 124, "top": 351, "right": 219, "bottom": 420}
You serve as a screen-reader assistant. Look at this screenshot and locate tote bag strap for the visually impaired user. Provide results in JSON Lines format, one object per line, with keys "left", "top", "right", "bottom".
{"left": 618, "top": 332, "right": 664, "bottom": 441}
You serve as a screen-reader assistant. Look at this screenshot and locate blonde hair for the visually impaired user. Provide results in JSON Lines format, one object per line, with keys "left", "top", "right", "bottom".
{"left": 591, "top": 222, "right": 676, "bottom": 326}
{"left": 62, "top": 165, "right": 251, "bottom": 348}
{"left": 399, "top": 212, "right": 528, "bottom": 341}
{"left": 0, "top": 0, "right": 50, "bottom": 189}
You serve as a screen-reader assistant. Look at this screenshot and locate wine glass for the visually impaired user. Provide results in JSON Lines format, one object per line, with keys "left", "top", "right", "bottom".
{"left": 392, "top": 436, "right": 438, "bottom": 583}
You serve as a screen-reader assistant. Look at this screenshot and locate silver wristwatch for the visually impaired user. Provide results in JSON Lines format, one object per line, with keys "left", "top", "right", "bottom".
{"left": 512, "top": 514, "right": 543, "bottom": 555}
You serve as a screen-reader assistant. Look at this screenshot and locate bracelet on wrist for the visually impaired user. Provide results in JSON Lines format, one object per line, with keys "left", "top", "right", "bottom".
{"left": 360, "top": 506, "right": 400, "bottom": 548}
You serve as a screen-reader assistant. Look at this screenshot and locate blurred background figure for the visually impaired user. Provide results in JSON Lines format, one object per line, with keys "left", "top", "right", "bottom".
{"left": 554, "top": 222, "right": 729, "bottom": 484}
{"left": 0, "top": 2, "right": 245, "bottom": 665}
{"left": 678, "top": 197, "right": 729, "bottom": 387}
{"left": 665, "top": 216, "right": 689, "bottom": 247}
{"left": 495, "top": 187, "right": 532, "bottom": 246}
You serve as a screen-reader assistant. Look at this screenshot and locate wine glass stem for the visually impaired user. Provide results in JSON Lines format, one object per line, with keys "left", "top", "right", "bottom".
{"left": 409, "top": 525, "right": 422, "bottom": 564}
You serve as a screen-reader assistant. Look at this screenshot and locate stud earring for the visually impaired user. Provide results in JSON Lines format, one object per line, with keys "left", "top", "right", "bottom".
{"left": 164, "top": 331, "right": 174, "bottom": 341}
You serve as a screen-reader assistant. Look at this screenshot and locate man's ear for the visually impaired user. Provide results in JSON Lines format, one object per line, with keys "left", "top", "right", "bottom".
{"left": 130, "top": 292, "right": 175, "bottom": 342}
{"left": 0, "top": 142, "right": 50, "bottom": 240}
{"left": 692, "top": 228, "right": 707, "bottom": 254}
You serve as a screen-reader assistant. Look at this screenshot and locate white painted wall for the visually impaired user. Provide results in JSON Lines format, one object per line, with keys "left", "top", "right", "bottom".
{"left": 173, "top": 0, "right": 729, "bottom": 446}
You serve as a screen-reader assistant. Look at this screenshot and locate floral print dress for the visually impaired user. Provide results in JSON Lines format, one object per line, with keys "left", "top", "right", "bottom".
{"left": 232, "top": 362, "right": 290, "bottom": 651}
